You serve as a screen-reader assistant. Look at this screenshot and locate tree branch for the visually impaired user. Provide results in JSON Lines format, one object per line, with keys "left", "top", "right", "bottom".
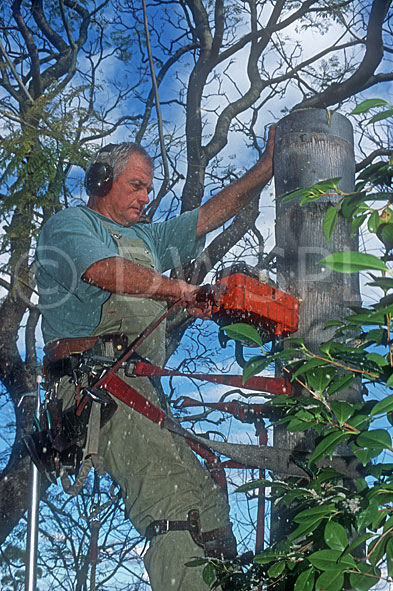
{"left": 31, "top": 0, "right": 68, "bottom": 53}
{"left": 9, "top": 2, "right": 39, "bottom": 99}
{"left": 356, "top": 149, "right": 393, "bottom": 172}
{"left": 25, "top": 306, "right": 40, "bottom": 367}
{"left": 294, "top": 0, "right": 392, "bottom": 109}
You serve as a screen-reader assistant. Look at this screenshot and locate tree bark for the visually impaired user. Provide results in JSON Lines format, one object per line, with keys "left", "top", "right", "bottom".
{"left": 271, "top": 109, "right": 361, "bottom": 545}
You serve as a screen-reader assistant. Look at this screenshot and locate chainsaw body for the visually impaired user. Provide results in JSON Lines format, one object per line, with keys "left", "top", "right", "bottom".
{"left": 212, "top": 272, "right": 299, "bottom": 337}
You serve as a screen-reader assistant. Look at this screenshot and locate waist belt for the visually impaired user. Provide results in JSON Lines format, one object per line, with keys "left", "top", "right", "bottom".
{"left": 44, "top": 334, "right": 129, "bottom": 364}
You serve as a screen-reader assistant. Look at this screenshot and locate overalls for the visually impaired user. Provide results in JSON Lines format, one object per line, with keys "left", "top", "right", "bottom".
{"left": 57, "top": 228, "right": 233, "bottom": 591}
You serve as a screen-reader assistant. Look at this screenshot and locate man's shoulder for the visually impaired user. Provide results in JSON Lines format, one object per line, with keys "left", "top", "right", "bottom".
{"left": 43, "top": 205, "right": 85, "bottom": 227}
{"left": 42, "top": 206, "right": 104, "bottom": 234}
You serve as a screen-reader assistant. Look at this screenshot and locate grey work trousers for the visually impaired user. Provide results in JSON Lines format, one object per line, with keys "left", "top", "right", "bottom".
{"left": 58, "top": 368, "right": 232, "bottom": 590}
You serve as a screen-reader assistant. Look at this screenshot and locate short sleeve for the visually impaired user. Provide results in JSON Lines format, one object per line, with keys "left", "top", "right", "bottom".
{"left": 36, "top": 208, "right": 118, "bottom": 293}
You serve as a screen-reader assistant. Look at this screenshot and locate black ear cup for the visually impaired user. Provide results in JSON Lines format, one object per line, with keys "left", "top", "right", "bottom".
{"left": 85, "top": 162, "right": 113, "bottom": 197}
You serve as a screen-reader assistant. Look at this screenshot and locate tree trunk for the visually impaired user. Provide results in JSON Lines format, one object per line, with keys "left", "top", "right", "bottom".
{"left": 271, "top": 108, "right": 361, "bottom": 544}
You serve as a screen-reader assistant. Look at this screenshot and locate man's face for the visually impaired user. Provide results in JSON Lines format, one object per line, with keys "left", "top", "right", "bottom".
{"left": 98, "top": 152, "right": 153, "bottom": 226}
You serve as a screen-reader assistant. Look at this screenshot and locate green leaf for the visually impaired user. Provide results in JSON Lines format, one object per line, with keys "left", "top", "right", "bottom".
{"left": 363, "top": 328, "right": 387, "bottom": 345}
{"left": 341, "top": 193, "right": 368, "bottom": 218}
{"left": 287, "top": 417, "right": 314, "bottom": 432}
{"left": 356, "top": 500, "right": 380, "bottom": 532}
{"left": 243, "top": 356, "right": 271, "bottom": 383}
{"left": 344, "top": 532, "right": 374, "bottom": 557}
{"left": 315, "top": 570, "right": 344, "bottom": 591}
{"left": 346, "top": 308, "right": 388, "bottom": 325}
{"left": 320, "top": 252, "right": 388, "bottom": 273}
{"left": 313, "top": 467, "right": 344, "bottom": 484}
{"left": 221, "top": 323, "right": 262, "bottom": 347}
{"left": 327, "top": 374, "right": 356, "bottom": 398}
{"left": 351, "top": 213, "right": 367, "bottom": 235}
{"left": 306, "top": 366, "right": 336, "bottom": 393}
{"left": 202, "top": 563, "right": 216, "bottom": 587}
{"left": 280, "top": 186, "right": 310, "bottom": 204}
{"left": 294, "top": 568, "right": 315, "bottom": 591}
{"left": 184, "top": 558, "right": 209, "bottom": 567}
{"left": 289, "top": 518, "right": 324, "bottom": 541}
{"left": 386, "top": 372, "right": 393, "bottom": 387}
{"left": 349, "top": 563, "right": 380, "bottom": 591}
{"left": 368, "top": 108, "right": 393, "bottom": 124}
{"left": 365, "top": 352, "right": 388, "bottom": 367}
{"left": 370, "top": 393, "right": 393, "bottom": 417}
{"left": 353, "top": 445, "right": 380, "bottom": 465}
{"left": 323, "top": 204, "right": 339, "bottom": 244}
{"left": 281, "top": 489, "right": 311, "bottom": 507}
{"left": 280, "top": 178, "right": 341, "bottom": 205}
{"left": 364, "top": 191, "right": 393, "bottom": 201}
{"left": 368, "top": 534, "right": 388, "bottom": 566}
{"left": 377, "top": 222, "right": 393, "bottom": 251}
{"left": 324, "top": 521, "right": 348, "bottom": 551}
{"left": 308, "top": 549, "right": 356, "bottom": 571}
{"left": 268, "top": 561, "right": 286, "bottom": 578}
{"left": 367, "top": 210, "right": 383, "bottom": 233}
{"left": 356, "top": 429, "right": 392, "bottom": 450}
{"left": 368, "top": 463, "right": 393, "bottom": 478}
{"left": 386, "top": 537, "right": 393, "bottom": 578}
{"left": 292, "top": 358, "right": 328, "bottom": 378}
{"left": 300, "top": 178, "right": 342, "bottom": 205}
{"left": 351, "top": 98, "right": 389, "bottom": 114}
{"left": 269, "top": 394, "right": 298, "bottom": 407}
{"left": 294, "top": 504, "right": 336, "bottom": 523}
{"left": 309, "top": 430, "right": 349, "bottom": 465}
{"left": 367, "top": 277, "right": 393, "bottom": 290}
{"left": 235, "top": 478, "right": 271, "bottom": 493}
{"left": 254, "top": 551, "right": 283, "bottom": 565}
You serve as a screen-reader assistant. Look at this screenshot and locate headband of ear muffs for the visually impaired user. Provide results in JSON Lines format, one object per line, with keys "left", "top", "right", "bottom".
{"left": 85, "top": 144, "right": 118, "bottom": 197}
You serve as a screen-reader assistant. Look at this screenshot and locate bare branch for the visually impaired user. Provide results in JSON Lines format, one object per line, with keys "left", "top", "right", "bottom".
{"left": 25, "top": 306, "right": 40, "bottom": 367}
{"left": 356, "top": 149, "right": 393, "bottom": 172}
{"left": 295, "top": 0, "right": 392, "bottom": 109}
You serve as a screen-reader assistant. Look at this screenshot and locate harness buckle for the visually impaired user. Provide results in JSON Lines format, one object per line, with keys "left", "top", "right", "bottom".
{"left": 152, "top": 520, "right": 170, "bottom": 537}
{"left": 124, "top": 359, "right": 137, "bottom": 377}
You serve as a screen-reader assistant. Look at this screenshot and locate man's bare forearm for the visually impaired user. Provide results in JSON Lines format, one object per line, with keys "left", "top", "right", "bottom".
{"left": 82, "top": 257, "right": 193, "bottom": 302}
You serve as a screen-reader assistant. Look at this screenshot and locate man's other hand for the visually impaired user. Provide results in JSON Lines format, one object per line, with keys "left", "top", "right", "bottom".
{"left": 180, "top": 283, "right": 227, "bottom": 320}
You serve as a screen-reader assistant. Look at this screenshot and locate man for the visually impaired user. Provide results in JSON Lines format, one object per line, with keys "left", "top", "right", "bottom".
{"left": 35, "top": 127, "right": 275, "bottom": 590}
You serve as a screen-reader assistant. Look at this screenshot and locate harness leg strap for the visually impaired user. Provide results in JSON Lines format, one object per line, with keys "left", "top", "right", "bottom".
{"left": 145, "top": 509, "right": 237, "bottom": 560}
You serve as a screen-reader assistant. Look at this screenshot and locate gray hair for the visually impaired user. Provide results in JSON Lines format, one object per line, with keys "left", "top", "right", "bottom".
{"left": 91, "top": 142, "right": 154, "bottom": 181}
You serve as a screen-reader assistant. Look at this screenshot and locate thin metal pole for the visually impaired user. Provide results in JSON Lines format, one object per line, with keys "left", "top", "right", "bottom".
{"left": 25, "top": 374, "right": 42, "bottom": 591}
{"left": 255, "top": 426, "right": 268, "bottom": 554}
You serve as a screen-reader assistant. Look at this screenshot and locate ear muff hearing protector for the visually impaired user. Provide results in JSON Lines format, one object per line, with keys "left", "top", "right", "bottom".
{"left": 84, "top": 144, "right": 117, "bottom": 197}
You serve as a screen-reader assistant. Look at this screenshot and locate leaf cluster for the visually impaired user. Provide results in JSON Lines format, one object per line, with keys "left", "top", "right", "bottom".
{"left": 194, "top": 104, "right": 393, "bottom": 590}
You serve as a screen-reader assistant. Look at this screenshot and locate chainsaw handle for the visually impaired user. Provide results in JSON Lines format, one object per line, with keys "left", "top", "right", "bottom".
{"left": 194, "top": 284, "right": 227, "bottom": 305}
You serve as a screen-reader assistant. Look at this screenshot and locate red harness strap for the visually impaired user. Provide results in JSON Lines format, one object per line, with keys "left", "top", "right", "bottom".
{"left": 100, "top": 373, "right": 167, "bottom": 426}
{"left": 99, "top": 374, "right": 273, "bottom": 491}
{"left": 129, "top": 360, "right": 292, "bottom": 395}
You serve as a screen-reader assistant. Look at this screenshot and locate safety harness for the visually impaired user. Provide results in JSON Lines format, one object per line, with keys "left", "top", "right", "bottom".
{"left": 24, "top": 268, "right": 363, "bottom": 557}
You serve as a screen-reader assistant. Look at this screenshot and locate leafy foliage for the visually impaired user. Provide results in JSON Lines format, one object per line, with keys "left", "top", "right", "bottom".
{"left": 191, "top": 104, "right": 393, "bottom": 589}
{"left": 0, "top": 1, "right": 392, "bottom": 587}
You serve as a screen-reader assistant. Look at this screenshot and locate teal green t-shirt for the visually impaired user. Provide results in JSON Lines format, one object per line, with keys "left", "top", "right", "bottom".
{"left": 35, "top": 206, "right": 205, "bottom": 343}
